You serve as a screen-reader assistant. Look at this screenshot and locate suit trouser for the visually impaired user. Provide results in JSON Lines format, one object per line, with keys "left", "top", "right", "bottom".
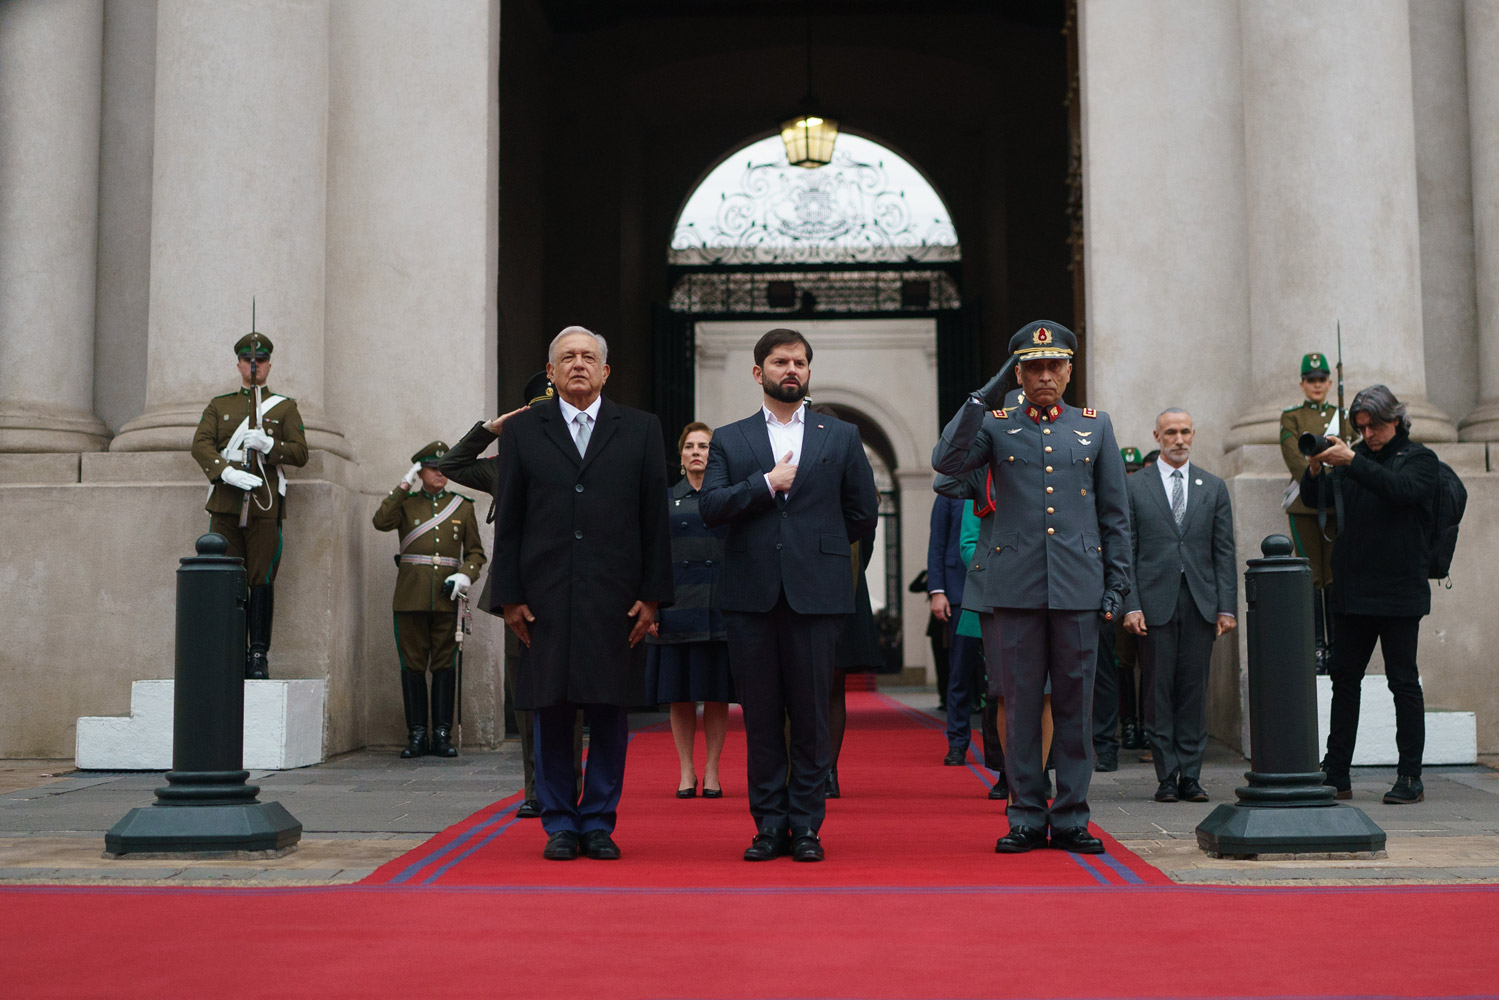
{"left": 210, "top": 513, "right": 283, "bottom": 586}
{"left": 1093, "top": 619, "right": 1126, "bottom": 756}
{"left": 982, "top": 608, "right": 1096, "bottom": 830}
{"left": 725, "top": 594, "right": 840, "bottom": 834}
{"left": 1325, "top": 614, "right": 1424, "bottom": 778}
{"left": 943, "top": 627, "right": 984, "bottom": 751}
{"left": 534, "top": 702, "right": 627, "bottom": 836}
{"left": 1139, "top": 578, "right": 1216, "bottom": 784}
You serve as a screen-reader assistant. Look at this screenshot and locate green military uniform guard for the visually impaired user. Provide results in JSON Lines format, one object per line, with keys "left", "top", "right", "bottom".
{"left": 191, "top": 332, "right": 309, "bottom": 679}
{"left": 372, "top": 441, "right": 486, "bottom": 758}
{"left": 1280, "top": 351, "right": 1339, "bottom": 671}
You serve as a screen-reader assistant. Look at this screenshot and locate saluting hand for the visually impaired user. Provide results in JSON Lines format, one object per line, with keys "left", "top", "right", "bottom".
{"left": 503, "top": 603, "right": 535, "bottom": 647}
{"left": 766, "top": 450, "right": 797, "bottom": 493}
{"left": 627, "top": 600, "right": 658, "bottom": 648}
{"left": 484, "top": 406, "right": 528, "bottom": 435}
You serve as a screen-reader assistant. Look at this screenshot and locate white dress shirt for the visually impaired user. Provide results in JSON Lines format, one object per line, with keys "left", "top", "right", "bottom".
{"left": 1157, "top": 457, "right": 1191, "bottom": 509}
{"left": 558, "top": 394, "right": 602, "bottom": 454}
{"left": 763, "top": 403, "right": 806, "bottom": 495}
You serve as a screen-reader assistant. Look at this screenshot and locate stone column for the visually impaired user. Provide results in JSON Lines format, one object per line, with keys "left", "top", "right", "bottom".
{"left": 1459, "top": 0, "right": 1499, "bottom": 441}
{"left": 0, "top": 0, "right": 112, "bottom": 453}
{"left": 1229, "top": 0, "right": 1454, "bottom": 447}
{"left": 111, "top": 0, "right": 349, "bottom": 457}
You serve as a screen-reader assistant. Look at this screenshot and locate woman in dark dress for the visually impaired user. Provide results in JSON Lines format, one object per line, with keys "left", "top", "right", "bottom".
{"left": 645, "top": 422, "right": 735, "bottom": 798}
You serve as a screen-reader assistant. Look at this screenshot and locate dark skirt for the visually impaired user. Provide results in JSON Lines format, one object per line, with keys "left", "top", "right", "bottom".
{"left": 645, "top": 640, "right": 735, "bottom": 704}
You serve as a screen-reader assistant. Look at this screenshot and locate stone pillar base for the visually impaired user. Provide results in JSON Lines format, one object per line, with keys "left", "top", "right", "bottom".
{"left": 1458, "top": 399, "right": 1499, "bottom": 443}
{"left": 1226, "top": 396, "right": 1457, "bottom": 450}
{"left": 111, "top": 402, "right": 352, "bottom": 458}
{"left": 0, "top": 403, "right": 110, "bottom": 453}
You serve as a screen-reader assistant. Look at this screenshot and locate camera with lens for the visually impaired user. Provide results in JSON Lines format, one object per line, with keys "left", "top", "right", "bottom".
{"left": 1297, "top": 431, "right": 1335, "bottom": 457}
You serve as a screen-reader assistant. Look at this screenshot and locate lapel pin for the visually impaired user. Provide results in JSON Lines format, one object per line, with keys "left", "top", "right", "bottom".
{"left": 817, "top": 424, "right": 824, "bottom": 429}
{"left": 1195, "top": 479, "right": 1203, "bottom": 486}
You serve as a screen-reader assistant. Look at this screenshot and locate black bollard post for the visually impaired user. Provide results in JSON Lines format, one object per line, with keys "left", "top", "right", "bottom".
{"left": 1195, "top": 534, "right": 1384, "bottom": 857}
{"left": 105, "top": 534, "right": 301, "bottom": 855}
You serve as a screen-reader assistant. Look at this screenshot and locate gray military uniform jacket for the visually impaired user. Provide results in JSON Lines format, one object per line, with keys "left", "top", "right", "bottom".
{"left": 932, "top": 398, "right": 1131, "bottom": 611}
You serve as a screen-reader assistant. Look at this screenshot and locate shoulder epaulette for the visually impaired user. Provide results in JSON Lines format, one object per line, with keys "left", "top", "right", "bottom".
{"left": 1282, "top": 403, "right": 1302, "bottom": 412}
{"left": 991, "top": 409, "right": 1008, "bottom": 419}
{"left": 1082, "top": 408, "right": 1097, "bottom": 418}
{"left": 214, "top": 391, "right": 239, "bottom": 400}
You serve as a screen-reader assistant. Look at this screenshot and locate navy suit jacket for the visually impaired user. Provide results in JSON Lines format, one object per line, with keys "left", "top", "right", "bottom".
{"left": 926, "top": 495, "right": 967, "bottom": 606}
{"left": 699, "top": 407, "right": 878, "bottom": 615}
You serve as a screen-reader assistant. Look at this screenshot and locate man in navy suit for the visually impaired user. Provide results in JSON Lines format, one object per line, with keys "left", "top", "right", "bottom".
{"left": 929, "top": 495, "right": 986, "bottom": 766}
{"left": 700, "top": 329, "right": 878, "bottom": 862}
{"left": 1121, "top": 409, "right": 1237, "bottom": 804}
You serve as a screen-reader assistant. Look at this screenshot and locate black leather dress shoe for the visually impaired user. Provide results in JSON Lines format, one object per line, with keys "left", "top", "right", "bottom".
{"left": 943, "top": 747, "right": 966, "bottom": 766}
{"left": 1178, "top": 779, "right": 1209, "bottom": 802}
{"left": 994, "top": 825, "right": 1048, "bottom": 853}
{"left": 542, "top": 831, "right": 579, "bottom": 860}
{"left": 988, "top": 772, "right": 1008, "bottom": 801}
{"left": 1094, "top": 750, "right": 1119, "bottom": 772}
{"left": 1049, "top": 826, "right": 1105, "bottom": 854}
{"left": 516, "top": 799, "right": 541, "bottom": 819}
{"left": 743, "top": 831, "right": 790, "bottom": 861}
{"left": 790, "top": 827, "right": 824, "bottom": 862}
{"left": 1154, "top": 779, "right": 1179, "bottom": 803}
{"left": 580, "top": 830, "right": 621, "bottom": 860}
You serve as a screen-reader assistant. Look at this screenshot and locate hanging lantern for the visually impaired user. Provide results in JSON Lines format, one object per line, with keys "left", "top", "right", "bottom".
{"left": 780, "top": 111, "right": 839, "bottom": 168}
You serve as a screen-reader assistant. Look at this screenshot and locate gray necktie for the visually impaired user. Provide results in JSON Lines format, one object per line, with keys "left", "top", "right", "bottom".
{"left": 573, "top": 412, "right": 592, "bottom": 457}
{"left": 1170, "top": 468, "right": 1185, "bottom": 526}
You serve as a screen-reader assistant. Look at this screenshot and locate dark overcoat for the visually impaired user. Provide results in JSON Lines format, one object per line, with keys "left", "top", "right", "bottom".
{"left": 490, "top": 396, "right": 675, "bottom": 709}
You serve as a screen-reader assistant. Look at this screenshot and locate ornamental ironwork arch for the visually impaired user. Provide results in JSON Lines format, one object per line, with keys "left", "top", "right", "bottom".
{"left": 669, "top": 133, "right": 960, "bottom": 268}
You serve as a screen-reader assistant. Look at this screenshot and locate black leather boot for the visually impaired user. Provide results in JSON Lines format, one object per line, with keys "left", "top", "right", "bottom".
{"left": 430, "top": 668, "right": 458, "bottom": 758}
{"left": 400, "top": 670, "right": 429, "bottom": 759}
{"left": 246, "top": 584, "right": 274, "bottom": 679}
{"left": 1121, "top": 718, "right": 1143, "bottom": 751}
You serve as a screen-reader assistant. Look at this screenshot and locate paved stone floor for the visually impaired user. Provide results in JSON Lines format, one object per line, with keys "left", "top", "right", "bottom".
{"left": 2, "top": 690, "right": 1495, "bottom": 887}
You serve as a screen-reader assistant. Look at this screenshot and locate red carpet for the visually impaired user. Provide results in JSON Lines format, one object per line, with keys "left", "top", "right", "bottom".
{"left": 362, "top": 691, "right": 1167, "bottom": 888}
{"left": 8, "top": 692, "right": 1499, "bottom": 999}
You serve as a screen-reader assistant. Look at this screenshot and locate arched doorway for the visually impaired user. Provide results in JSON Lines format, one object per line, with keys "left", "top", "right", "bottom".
{"left": 659, "top": 132, "right": 970, "bottom": 682}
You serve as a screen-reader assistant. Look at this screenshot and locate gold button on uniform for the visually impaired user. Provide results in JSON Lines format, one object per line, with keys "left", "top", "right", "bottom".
{"left": 1044, "top": 446, "right": 1053, "bottom": 453}
{"left": 1045, "top": 466, "right": 1053, "bottom": 473}
{"left": 1043, "top": 429, "right": 1051, "bottom": 435}
{"left": 1046, "top": 486, "right": 1054, "bottom": 494}
{"left": 1081, "top": 488, "right": 1088, "bottom": 496}
{"left": 1047, "top": 527, "right": 1055, "bottom": 535}
{"left": 1047, "top": 507, "right": 1055, "bottom": 514}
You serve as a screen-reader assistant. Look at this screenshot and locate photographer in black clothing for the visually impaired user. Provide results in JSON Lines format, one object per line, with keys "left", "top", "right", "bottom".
{"left": 1301, "top": 385, "right": 1437, "bottom": 805}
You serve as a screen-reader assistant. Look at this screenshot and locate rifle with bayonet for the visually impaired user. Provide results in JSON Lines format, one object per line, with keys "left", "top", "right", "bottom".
{"left": 238, "top": 299, "right": 267, "bottom": 527}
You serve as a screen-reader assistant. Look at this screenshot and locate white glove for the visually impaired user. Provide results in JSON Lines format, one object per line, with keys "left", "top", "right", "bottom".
{"left": 221, "top": 467, "right": 264, "bottom": 491}
{"left": 244, "top": 428, "right": 274, "bottom": 454}
{"left": 402, "top": 462, "right": 423, "bottom": 489}
{"left": 444, "top": 573, "right": 472, "bottom": 600}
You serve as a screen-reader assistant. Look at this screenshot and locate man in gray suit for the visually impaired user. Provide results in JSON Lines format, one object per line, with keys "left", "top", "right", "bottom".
{"left": 933, "top": 322, "right": 1131, "bottom": 855}
{"left": 1121, "top": 409, "right": 1237, "bottom": 804}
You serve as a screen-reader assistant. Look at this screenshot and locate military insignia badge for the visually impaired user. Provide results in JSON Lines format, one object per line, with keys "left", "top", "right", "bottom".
{"left": 992, "top": 409, "right": 1007, "bottom": 419}
{"left": 1034, "top": 327, "right": 1052, "bottom": 345}
{"left": 1082, "top": 407, "right": 1097, "bottom": 418}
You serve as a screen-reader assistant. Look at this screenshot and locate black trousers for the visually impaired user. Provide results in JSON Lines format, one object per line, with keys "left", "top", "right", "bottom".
{"left": 1325, "top": 613, "right": 1425, "bottom": 778}
{"left": 1139, "top": 579, "right": 1216, "bottom": 784}
{"left": 725, "top": 594, "right": 840, "bottom": 834}
{"left": 1092, "top": 620, "right": 1120, "bottom": 756}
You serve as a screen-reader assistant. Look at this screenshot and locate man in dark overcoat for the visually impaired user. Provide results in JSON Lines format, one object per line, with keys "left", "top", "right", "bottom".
{"left": 491, "top": 327, "right": 674, "bottom": 861}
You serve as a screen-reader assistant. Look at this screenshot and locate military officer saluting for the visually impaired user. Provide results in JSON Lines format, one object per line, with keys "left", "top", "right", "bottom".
{"left": 1280, "top": 352, "right": 1339, "bottom": 672}
{"left": 191, "top": 332, "right": 308, "bottom": 679}
{"left": 933, "top": 321, "right": 1131, "bottom": 856}
{"left": 373, "top": 442, "right": 486, "bottom": 759}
